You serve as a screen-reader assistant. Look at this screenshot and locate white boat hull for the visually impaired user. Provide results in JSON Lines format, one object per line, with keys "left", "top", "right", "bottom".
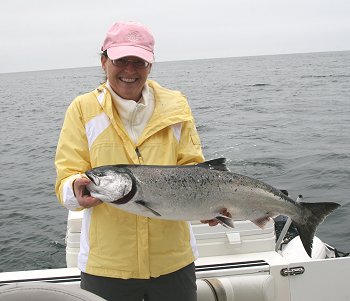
{"left": 1, "top": 211, "right": 350, "bottom": 301}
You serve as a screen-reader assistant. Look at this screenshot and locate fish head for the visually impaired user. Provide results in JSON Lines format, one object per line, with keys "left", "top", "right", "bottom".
{"left": 85, "top": 166, "right": 133, "bottom": 203}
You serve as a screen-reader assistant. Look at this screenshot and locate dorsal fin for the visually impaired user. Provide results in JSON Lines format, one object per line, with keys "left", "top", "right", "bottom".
{"left": 198, "top": 158, "right": 230, "bottom": 171}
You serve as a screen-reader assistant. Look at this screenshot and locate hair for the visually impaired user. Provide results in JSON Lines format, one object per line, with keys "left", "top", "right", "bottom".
{"left": 100, "top": 50, "right": 108, "bottom": 83}
{"left": 101, "top": 50, "right": 108, "bottom": 58}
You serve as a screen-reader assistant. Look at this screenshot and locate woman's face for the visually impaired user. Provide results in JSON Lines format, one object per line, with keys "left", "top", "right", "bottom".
{"left": 101, "top": 55, "right": 151, "bottom": 101}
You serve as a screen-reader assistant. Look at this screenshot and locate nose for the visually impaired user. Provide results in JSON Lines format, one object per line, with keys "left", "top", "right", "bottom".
{"left": 124, "top": 61, "right": 137, "bottom": 72}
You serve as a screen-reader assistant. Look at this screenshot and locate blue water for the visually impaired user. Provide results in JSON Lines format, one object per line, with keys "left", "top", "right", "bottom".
{"left": 0, "top": 51, "right": 349, "bottom": 272}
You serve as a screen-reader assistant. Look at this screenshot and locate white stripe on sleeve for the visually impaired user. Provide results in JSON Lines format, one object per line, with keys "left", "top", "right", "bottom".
{"left": 85, "top": 113, "right": 111, "bottom": 149}
{"left": 170, "top": 122, "right": 183, "bottom": 143}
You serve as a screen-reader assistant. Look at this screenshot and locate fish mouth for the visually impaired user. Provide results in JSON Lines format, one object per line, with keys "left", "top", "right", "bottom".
{"left": 85, "top": 172, "right": 99, "bottom": 186}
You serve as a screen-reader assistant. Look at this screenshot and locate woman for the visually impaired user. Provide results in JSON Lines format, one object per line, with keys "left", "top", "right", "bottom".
{"left": 55, "top": 21, "right": 205, "bottom": 301}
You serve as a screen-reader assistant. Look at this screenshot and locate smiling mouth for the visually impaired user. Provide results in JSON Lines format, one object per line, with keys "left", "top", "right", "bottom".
{"left": 120, "top": 77, "right": 137, "bottom": 83}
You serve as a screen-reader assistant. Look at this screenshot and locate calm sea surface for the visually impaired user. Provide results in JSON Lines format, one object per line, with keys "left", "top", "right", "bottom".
{"left": 0, "top": 51, "right": 349, "bottom": 272}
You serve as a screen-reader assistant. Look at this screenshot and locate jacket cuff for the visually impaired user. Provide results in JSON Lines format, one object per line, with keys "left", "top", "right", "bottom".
{"left": 62, "top": 174, "right": 84, "bottom": 210}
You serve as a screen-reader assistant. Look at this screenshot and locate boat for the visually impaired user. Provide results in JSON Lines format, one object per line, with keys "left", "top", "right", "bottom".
{"left": 1, "top": 209, "right": 350, "bottom": 301}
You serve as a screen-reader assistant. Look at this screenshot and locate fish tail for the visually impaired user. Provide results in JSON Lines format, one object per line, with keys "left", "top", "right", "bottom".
{"left": 294, "top": 202, "right": 340, "bottom": 257}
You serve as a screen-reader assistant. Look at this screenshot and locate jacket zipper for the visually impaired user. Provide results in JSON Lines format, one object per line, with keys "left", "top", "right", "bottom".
{"left": 135, "top": 147, "right": 144, "bottom": 164}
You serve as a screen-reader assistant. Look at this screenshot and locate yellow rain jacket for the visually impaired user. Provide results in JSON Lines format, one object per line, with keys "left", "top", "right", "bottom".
{"left": 55, "top": 80, "right": 205, "bottom": 279}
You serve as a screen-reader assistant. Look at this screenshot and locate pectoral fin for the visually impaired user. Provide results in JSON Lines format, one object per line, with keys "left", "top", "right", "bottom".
{"left": 135, "top": 200, "right": 161, "bottom": 217}
{"left": 215, "top": 215, "right": 234, "bottom": 228}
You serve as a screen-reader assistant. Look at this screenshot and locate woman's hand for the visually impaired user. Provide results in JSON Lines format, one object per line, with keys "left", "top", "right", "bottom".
{"left": 73, "top": 177, "right": 102, "bottom": 208}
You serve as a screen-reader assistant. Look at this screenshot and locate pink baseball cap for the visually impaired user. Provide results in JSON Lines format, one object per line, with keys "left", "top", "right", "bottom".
{"left": 101, "top": 21, "right": 155, "bottom": 63}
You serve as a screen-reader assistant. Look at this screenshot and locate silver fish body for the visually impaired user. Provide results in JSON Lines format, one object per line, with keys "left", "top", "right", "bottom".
{"left": 85, "top": 158, "right": 340, "bottom": 256}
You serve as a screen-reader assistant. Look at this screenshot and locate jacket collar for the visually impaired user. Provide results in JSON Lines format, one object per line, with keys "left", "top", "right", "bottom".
{"left": 93, "top": 80, "right": 193, "bottom": 146}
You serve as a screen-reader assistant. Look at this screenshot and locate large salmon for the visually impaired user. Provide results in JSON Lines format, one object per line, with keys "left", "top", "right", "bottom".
{"left": 85, "top": 158, "right": 340, "bottom": 256}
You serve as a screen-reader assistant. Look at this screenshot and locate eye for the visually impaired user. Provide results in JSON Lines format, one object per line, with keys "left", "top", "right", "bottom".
{"left": 134, "top": 60, "right": 149, "bottom": 68}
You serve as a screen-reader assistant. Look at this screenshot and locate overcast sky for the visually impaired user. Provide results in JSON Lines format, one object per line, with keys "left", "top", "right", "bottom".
{"left": 1, "top": 0, "right": 349, "bottom": 73}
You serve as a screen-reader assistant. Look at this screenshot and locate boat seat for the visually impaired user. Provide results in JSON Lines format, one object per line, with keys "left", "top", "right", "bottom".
{"left": 0, "top": 282, "right": 107, "bottom": 301}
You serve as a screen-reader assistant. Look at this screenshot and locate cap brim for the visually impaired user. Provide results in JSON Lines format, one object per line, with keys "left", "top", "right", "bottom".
{"left": 107, "top": 46, "right": 154, "bottom": 63}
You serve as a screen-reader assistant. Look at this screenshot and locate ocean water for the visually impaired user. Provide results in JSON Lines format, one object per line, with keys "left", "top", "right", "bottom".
{"left": 0, "top": 51, "right": 349, "bottom": 272}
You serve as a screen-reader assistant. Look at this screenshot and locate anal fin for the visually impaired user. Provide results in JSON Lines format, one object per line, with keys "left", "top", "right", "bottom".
{"left": 252, "top": 216, "right": 271, "bottom": 228}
